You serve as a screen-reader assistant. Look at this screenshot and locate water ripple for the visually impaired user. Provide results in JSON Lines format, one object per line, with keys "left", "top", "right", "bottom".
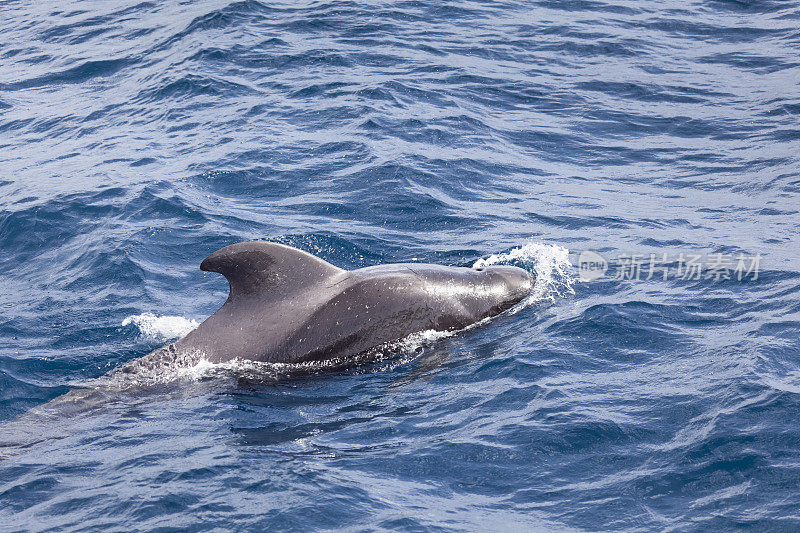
{"left": 1, "top": 0, "right": 799, "bottom": 530}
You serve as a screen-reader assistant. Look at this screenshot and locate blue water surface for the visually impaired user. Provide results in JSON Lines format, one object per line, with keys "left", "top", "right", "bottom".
{"left": 1, "top": 0, "right": 799, "bottom": 531}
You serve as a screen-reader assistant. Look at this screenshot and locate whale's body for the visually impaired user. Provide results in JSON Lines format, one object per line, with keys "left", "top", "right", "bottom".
{"left": 124, "top": 242, "right": 534, "bottom": 368}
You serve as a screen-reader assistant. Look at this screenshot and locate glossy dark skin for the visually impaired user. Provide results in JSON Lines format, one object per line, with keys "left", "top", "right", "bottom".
{"left": 128, "top": 242, "right": 535, "bottom": 367}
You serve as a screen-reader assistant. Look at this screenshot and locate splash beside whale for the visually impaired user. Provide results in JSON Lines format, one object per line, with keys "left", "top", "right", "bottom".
{"left": 121, "top": 241, "right": 535, "bottom": 372}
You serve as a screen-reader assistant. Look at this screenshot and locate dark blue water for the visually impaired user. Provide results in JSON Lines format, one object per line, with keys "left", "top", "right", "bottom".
{"left": 2, "top": 0, "right": 799, "bottom": 530}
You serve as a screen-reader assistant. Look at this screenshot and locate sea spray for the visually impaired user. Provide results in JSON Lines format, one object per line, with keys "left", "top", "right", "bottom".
{"left": 474, "top": 241, "right": 575, "bottom": 305}
{"left": 122, "top": 312, "right": 199, "bottom": 340}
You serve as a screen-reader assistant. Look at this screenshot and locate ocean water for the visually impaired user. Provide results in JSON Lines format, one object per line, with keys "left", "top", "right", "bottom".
{"left": 1, "top": 0, "right": 799, "bottom": 530}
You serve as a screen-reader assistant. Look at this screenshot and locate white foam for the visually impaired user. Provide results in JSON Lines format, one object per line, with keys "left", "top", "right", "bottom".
{"left": 473, "top": 241, "right": 575, "bottom": 306}
{"left": 122, "top": 312, "right": 199, "bottom": 340}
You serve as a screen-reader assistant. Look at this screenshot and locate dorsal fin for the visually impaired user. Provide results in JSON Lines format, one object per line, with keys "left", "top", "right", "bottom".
{"left": 200, "top": 241, "right": 345, "bottom": 301}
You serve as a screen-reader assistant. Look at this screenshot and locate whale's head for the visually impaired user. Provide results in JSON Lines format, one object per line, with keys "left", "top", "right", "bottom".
{"left": 407, "top": 263, "right": 535, "bottom": 326}
{"left": 469, "top": 264, "right": 535, "bottom": 315}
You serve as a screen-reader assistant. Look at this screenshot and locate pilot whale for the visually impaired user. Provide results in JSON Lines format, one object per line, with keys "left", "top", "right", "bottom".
{"left": 121, "top": 241, "right": 534, "bottom": 370}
